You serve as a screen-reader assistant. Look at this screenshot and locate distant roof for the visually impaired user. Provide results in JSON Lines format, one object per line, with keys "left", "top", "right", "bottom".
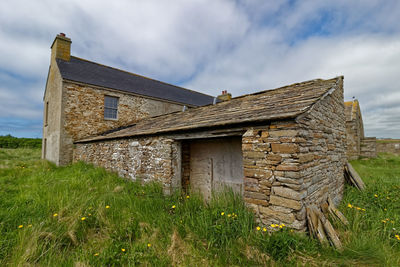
{"left": 56, "top": 56, "right": 214, "bottom": 107}
{"left": 76, "top": 76, "right": 343, "bottom": 143}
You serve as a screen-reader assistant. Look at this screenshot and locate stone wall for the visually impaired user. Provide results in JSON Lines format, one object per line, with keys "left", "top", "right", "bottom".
{"left": 360, "top": 137, "right": 377, "bottom": 158}
{"left": 59, "top": 82, "right": 183, "bottom": 165}
{"left": 376, "top": 140, "right": 400, "bottom": 154}
{"left": 345, "top": 100, "right": 364, "bottom": 160}
{"left": 42, "top": 60, "right": 64, "bottom": 165}
{"left": 241, "top": 79, "right": 346, "bottom": 231}
{"left": 74, "top": 137, "right": 181, "bottom": 193}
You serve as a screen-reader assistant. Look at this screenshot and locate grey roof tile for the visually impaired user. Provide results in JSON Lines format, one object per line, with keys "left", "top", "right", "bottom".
{"left": 57, "top": 56, "right": 214, "bottom": 106}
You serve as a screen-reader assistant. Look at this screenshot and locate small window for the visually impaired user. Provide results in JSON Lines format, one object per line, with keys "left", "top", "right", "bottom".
{"left": 104, "top": 96, "right": 118, "bottom": 119}
{"left": 45, "top": 101, "right": 49, "bottom": 126}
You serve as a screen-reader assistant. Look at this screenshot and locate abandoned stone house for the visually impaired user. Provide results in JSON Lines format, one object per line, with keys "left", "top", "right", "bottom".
{"left": 43, "top": 34, "right": 347, "bottom": 231}
{"left": 344, "top": 100, "right": 376, "bottom": 160}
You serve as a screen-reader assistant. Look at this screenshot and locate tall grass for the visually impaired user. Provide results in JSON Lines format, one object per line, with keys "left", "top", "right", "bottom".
{"left": 1, "top": 149, "right": 399, "bottom": 266}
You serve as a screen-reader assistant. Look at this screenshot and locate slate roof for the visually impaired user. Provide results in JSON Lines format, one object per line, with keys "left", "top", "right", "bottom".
{"left": 57, "top": 56, "right": 214, "bottom": 107}
{"left": 76, "top": 76, "right": 343, "bottom": 143}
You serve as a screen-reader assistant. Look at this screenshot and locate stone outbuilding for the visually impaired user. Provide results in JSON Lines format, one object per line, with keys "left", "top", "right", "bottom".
{"left": 74, "top": 77, "right": 347, "bottom": 231}
{"left": 344, "top": 100, "right": 376, "bottom": 159}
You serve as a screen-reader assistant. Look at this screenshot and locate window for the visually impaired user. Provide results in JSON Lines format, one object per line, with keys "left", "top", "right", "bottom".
{"left": 45, "top": 101, "right": 49, "bottom": 126}
{"left": 104, "top": 95, "right": 118, "bottom": 119}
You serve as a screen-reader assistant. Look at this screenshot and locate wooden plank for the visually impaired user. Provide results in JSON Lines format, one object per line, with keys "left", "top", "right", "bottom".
{"left": 327, "top": 197, "right": 349, "bottom": 226}
{"left": 346, "top": 163, "right": 366, "bottom": 190}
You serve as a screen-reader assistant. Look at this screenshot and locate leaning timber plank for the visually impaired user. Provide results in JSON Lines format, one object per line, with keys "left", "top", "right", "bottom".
{"left": 316, "top": 219, "right": 329, "bottom": 245}
{"left": 306, "top": 207, "right": 317, "bottom": 238}
{"left": 328, "top": 197, "right": 349, "bottom": 226}
{"left": 346, "top": 163, "right": 366, "bottom": 190}
{"left": 344, "top": 165, "right": 361, "bottom": 189}
{"left": 323, "top": 220, "right": 343, "bottom": 250}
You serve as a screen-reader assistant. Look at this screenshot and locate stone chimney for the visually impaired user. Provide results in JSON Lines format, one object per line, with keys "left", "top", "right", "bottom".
{"left": 217, "top": 90, "right": 232, "bottom": 102}
{"left": 51, "top": 33, "right": 71, "bottom": 61}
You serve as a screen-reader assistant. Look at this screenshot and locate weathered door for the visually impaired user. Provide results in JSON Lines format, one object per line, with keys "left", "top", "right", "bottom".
{"left": 189, "top": 137, "right": 243, "bottom": 200}
{"left": 190, "top": 158, "right": 212, "bottom": 201}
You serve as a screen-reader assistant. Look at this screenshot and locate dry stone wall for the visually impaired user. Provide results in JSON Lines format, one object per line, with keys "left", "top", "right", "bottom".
{"left": 360, "top": 137, "right": 377, "bottom": 158}
{"left": 345, "top": 101, "right": 364, "bottom": 160}
{"left": 377, "top": 140, "right": 400, "bottom": 154}
{"left": 74, "top": 137, "right": 180, "bottom": 193}
{"left": 242, "top": 80, "right": 345, "bottom": 231}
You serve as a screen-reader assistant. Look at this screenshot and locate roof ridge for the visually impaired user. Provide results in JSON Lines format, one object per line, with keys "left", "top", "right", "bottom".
{"left": 69, "top": 56, "right": 214, "bottom": 98}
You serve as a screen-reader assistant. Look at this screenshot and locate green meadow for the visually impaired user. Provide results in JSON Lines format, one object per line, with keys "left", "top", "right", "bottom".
{"left": 0, "top": 148, "right": 399, "bottom": 266}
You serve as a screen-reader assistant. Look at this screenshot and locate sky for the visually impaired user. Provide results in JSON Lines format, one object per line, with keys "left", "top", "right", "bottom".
{"left": 0, "top": 0, "right": 399, "bottom": 138}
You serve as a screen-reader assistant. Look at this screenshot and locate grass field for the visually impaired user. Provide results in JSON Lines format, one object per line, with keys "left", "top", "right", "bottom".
{"left": 0, "top": 148, "right": 399, "bottom": 266}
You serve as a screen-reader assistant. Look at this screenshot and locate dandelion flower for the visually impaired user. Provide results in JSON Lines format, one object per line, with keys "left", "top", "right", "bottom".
{"left": 121, "top": 248, "right": 126, "bottom": 252}
{"left": 105, "top": 205, "right": 110, "bottom": 209}
{"left": 256, "top": 226, "right": 261, "bottom": 231}
{"left": 186, "top": 195, "right": 190, "bottom": 199}
{"left": 263, "top": 227, "right": 267, "bottom": 232}
{"left": 227, "top": 214, "right": 231, "bottom": 218}
{"left": 94, "top": 253, "right": 99, "bottom": 256}
{"left": 281, "top": 223, "right": 285, "bottom": 227}
{"left": 171, "top": 205, "right": 176, "bottom": 209}
{"left": 221, "top": 212, "right": 225, "bottom": 216}
{"left": 147, "top": 243, "right": 152, "bottom": 247}
{"left": 270, "top": 224, "right": 276, "bottom": 228}
{"left": 18, "top": 225, "right": 23, "bottom": 229}
{"left": 374, "top": 194, "right": 378, "bottom": 198}
{"left": 53, "top": 213, "right": 58, "bottom": 217}
{"left": 356, "top": 207, "right": 361, "bottom": 210}
{"left": 279, "top": 225, "right": 283, "bottom": 228}
{"left": 347, "top": 204, "right": 352, "bottom": 208}
{"left": 81, "top": 217, "right": 86, "bottom": 221}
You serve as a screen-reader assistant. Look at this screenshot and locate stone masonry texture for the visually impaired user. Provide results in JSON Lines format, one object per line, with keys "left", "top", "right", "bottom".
{"left": 74, "top": 78, "right": 346, "bottom": 231}
{"left": 58, "top": 82, "right": 183, "bottom": 165}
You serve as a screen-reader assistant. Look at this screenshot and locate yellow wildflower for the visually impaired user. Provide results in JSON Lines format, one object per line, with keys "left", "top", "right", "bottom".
{"left": 221, "top": 212, "right": 225, "bottom": 216}
{"left": 228, "top": 214, "right": 231, "bottom": 218}
{"left": 105, "top": 205, "right": 110, "bottom": 209}
{"left": 382, "top": 220, "right": 387, "bottom": 223}
{"left": 171, "top": 205, "right": 176, "bottom": 209}
{"left": 279, "top": 225, "right": 283, "bottom": 228}
{"left": 362, "top": 208, "right": 366, "bottom": 211}
{"left": 121, "top": 248, "right": 126, "bottom": 252}
{"left": 281, "top": 223, "right": 285, "bottom": 227}
{"left": 88, "top": 213, "right": 92, "bottom": 216}
{"left": 81, "top": 217, "right": 86, "bottom": 221}
{"left": 374, "top": 194, "right": 378, "bottom": 198}
{"left": 256, "top": 226, "right": 261, "bottom": 231}
{"left": 147, "top": 243, "right": 152, "bottom": 247}
{"left": 347, "top": 204, "right": 352, "bottom": 208}
{"left": 18, "top": 225, "right": 23, "bottom": 229}
{"left": 94, "top": 253, "right": 99, "bottom": 256}
{"left": 28, "top": 224, "right": 32, "bottom": 227}
{"left": 384, "top": 208, "right": 387, "bottom": 211}
{"left": 356, "top": 207, "right": 361, "bottom": 210}
{"left": 53, "top": 213, "right": 58, "bottom": 217}
{"left": 270, "top": 224, "right": 276, "bottom": 228}
{"left": 263, "top": 227, "right": 267, "bottom": 232}
{"left": 186, "top": 195, "right": 190, "bottom": 199}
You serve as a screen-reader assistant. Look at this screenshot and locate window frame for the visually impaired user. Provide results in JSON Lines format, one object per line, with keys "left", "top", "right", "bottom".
{"left": 104, "top": 95, "right": 119, "bottom": 120}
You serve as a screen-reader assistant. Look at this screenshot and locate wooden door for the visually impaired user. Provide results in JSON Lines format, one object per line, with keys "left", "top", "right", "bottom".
{"left": 190, "top": 158, "right": 212, "bottom": 201}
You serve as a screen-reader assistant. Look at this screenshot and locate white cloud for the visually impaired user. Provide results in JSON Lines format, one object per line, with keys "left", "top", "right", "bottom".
{"left": 0, "top": 0, "right": 399, "bottom": 138}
